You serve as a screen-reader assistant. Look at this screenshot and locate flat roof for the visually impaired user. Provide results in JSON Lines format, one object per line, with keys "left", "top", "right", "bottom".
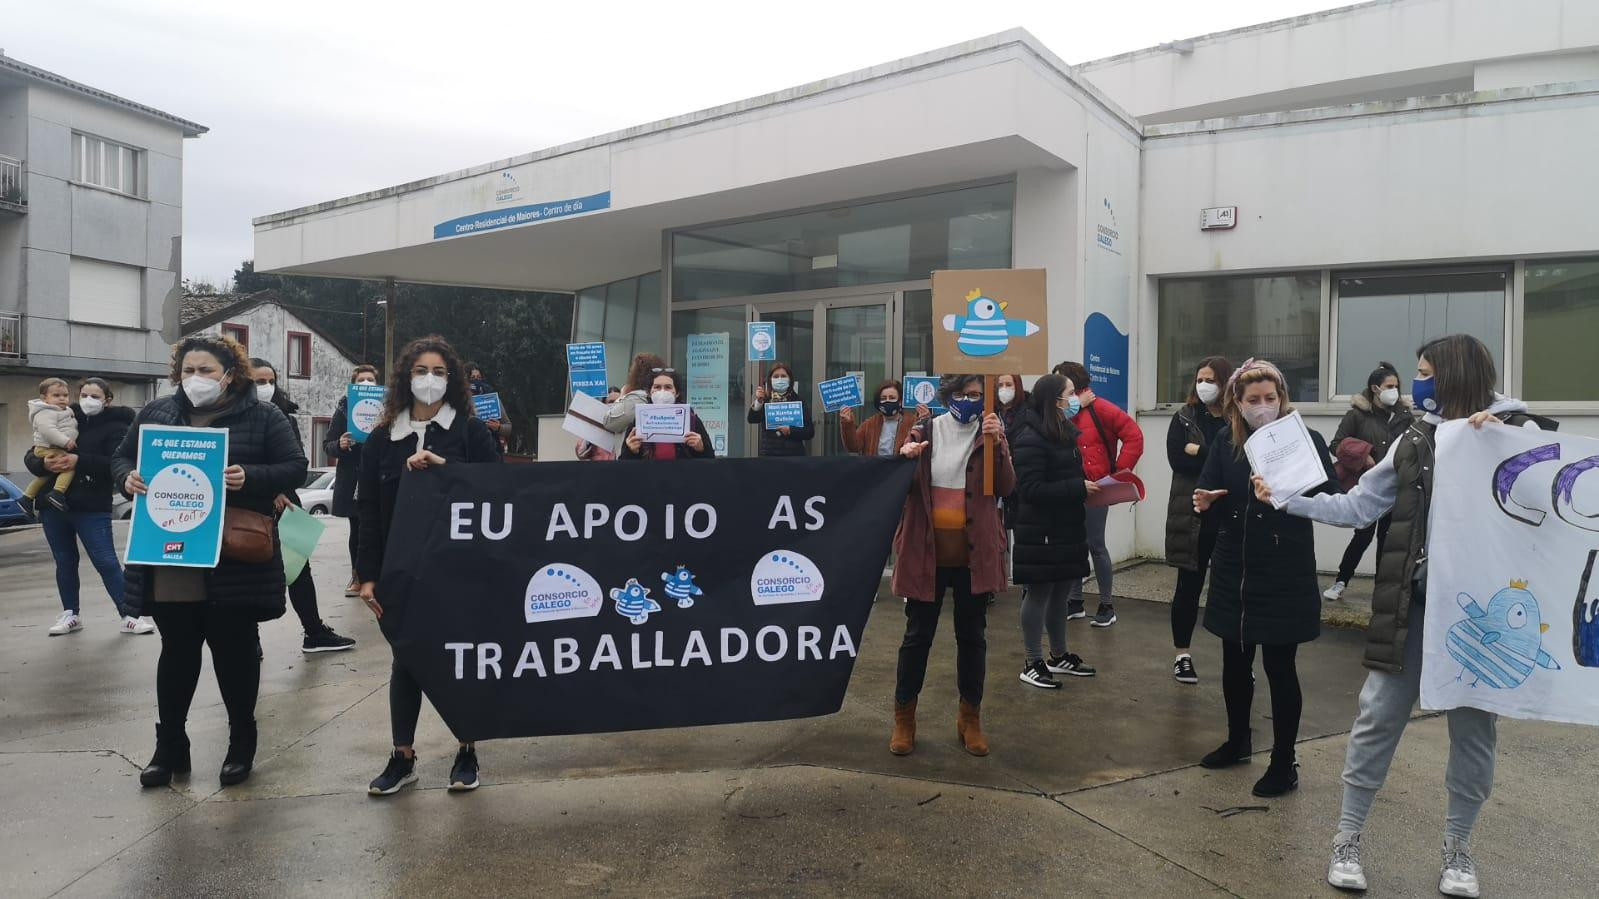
{"left": 0, "top": 52, "right": 207, "bottom": 137}
{"left": 1076, "top": 0, "right": 1393, "bottom": 70}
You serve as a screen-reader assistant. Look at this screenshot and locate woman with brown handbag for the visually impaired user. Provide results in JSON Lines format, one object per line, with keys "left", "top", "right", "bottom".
{"left": 114, "top": 334, "right": 309, "bottom": 789}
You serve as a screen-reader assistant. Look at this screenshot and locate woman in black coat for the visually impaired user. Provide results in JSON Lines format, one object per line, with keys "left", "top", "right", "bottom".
{"left": 746, "top": 362, "right": 814, "bottom": 457}
{"left": 358, "top": 335, "right": 501, "bottom": 797}
{"left": 23, "top": 378, "right": 139, "bottom": 634}
{"left": 324, "top": 363, "right": 381, "bottom": 594}
{"left": 619, "top": 368, "right": 715, "bottom": 460}
{"left": 1163, "top": 356, "right": 1233, "bottom": 684}
{"left": 114, "top": 335, "right": 309, "bottom": 789}
{"left": 1193, "top": 359, "right": 1338, "bottom": 799}
{"left": 1009, "top": 373, "right": 1098, "bottom": 689}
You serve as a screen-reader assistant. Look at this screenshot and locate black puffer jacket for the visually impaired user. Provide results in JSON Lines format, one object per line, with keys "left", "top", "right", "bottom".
{"left": 1008, "top": 407, "right": 1090, "bottom": 586}
{"left": 746, "top": 394, "right": 815, "bottom": 457}
{"left": 1198, "top": 425, "right": 1338, "bottom": 646}
{"left": 112, "top": 390, "right": 309, "bottom": 620}
{"left": 1332, "top": 393, "right": 1414, "bottom": 463}
{"left": 323, "top": 395, "right": 363, "bottom": 518}
{"left": 22, "top": 404, "right": 134, "bottom": 514}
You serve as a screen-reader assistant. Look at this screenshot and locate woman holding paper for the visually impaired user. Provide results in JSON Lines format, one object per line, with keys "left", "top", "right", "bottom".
{"left": 358, "top": 335, "right": 502, "bottom": 797}
{"left": 747, "top": 362, "right": 814, "bottom": 457}
{"left": 839, "top": 380, "right": 916, "bottom": 458}
{"left": 114, "top": 334, "right": 309, "bottom": 789}
{"left": 1256, "top": 335, "right": 1538, "bottom": 897}
{"left": 1190, "top": 358, "right": 1337, "bottom": 800}
{"left": 601, "top": 353, "right": 668, "bottom": 435}
{"left": 1321, "top": 362, "right": 1413, "bottom": 602}
{"left": 619, "top": 368, "right": 715, "bottom": 460}
{"left": 1163, "top": 356, "right": 1233, "bottom": 685}
{"left": 326, "top": 363, "right": 381, "bottom": 593}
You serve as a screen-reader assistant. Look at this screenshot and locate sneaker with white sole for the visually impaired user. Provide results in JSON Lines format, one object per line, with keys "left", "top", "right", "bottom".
{"left": 1046, "top": 652, "right": 1096, "bottom": 677}
{"left": 1324, "top": 580, "right": 1348, "bottom": 601}
{"left": 1327, "top": 830, "right": 1367, "bottom": 891}
{"left": 1065, "top": 600, "right": 1086, "bottom": 621}
{"left": 1173, "top": 654, "right": 1199, "bottom": 684}
{"left": 1019, "top": 660, "right": 1061, "bottom": 689}
{"left": 1091, "top": 604, "right": 1117, "bottom": 627}
{"left": 448, "top": 745, "right": 481, "bottom": 791}
{"left": 1439, "top": 836, "right": 1480, "bottom": 898}
{"left": 47, "top": 610, "right": 82, "bottom": 636}
{"left": 120, "top": 616, "right": 157, "bottom": 635}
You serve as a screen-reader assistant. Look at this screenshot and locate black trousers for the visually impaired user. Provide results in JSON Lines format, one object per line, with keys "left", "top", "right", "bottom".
{"left": 895, "top": 567, "right": 989, "bottom": 706}
{"left": 1221, "top": 640, "right": 1302, "bottom": 756}
{"left": 1335, "top": 514, "right": 1393, "bottom": 584}
{"left": 1171, "top": 526, "right": 1219, "bottom": 649}
{"left": 150, "top": 602, "right": 260, "bottom": 731}
{"left": 287, "top": 565, "right": 323, "bottom": 635}
{"left": 345, "top": 513, "right": 360, "bottom": 575}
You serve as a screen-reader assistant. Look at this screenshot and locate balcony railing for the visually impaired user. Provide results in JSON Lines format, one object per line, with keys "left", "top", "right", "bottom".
{"left": 0, "top": 155, "right": 24, "bottom": 211}
{"left": 0, "top": 311, "right": 20, "bottom": 359}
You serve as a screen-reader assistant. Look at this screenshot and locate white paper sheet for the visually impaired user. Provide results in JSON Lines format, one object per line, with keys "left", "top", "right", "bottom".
{"left": 1243, "top": 411, "right": 1327, "bottom": 509}
{"left": 636, "top": 403, "right": 691, "bottom": 443}
{"left": 561, "top": 392, "right": 621, "bottom": 456}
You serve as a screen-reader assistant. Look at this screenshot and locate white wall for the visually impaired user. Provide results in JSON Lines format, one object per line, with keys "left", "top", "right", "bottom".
{"left": 1474, "top": 51, "right": 1599, "bottom": 90}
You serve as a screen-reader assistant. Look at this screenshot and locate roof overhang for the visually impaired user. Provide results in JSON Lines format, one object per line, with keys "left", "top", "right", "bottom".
{"left": 0, "top": 53, "right": 208, "bottom": 137}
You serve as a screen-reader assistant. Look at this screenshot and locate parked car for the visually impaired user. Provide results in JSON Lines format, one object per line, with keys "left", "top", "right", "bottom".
{"left": 297, "top": 467, "right": 336, "bottom": 515}
{"left": 114, "top": 493, "right": 133, "bottom": 520}
{"left": 0, "top": 475, "right": 37, "bottom": 528}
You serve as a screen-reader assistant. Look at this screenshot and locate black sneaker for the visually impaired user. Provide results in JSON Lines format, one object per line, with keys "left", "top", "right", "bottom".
{"left": 43, "top": 490, "right": 70, "bottom": 513}
{"left": 368, "top": 751, "right": 417, "bottom": 796}
{"left": 1066, "top": 600, "right": 1086, "bottom": 621}
{"left": 1200, "top": 739, "right": 1253, "bottom": 769}
{"left": 1174, "top": 655, "right": 1199, "bottom": 684}
{"left": 1046, "top": 652, "right": 1096, "bottom": 677}
{"left": 303, "top": 626, "right": 356, "bottom": 653}
{"left": 17, "top": 494, "right": 35, "bottom": 517}
{"left": 1019, "top": 660, "right": 1060, "bottom": 689}
{"left": 1091, "top": 604, "right": 1117, "bottom": 627}
{"left": 1252, "top": 756, "right": 1300, "bottom": 797}
{"left": 448, "top": 746, "right": 480, "bottom": 791}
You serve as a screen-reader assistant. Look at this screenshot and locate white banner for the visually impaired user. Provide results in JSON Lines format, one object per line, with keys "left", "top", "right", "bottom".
{"left": 1423, "top": 420, "right": 1599, "bottom": 725}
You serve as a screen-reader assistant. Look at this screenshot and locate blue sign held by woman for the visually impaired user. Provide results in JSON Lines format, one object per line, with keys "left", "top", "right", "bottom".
{"left": 347, "top": 383, "right": 387, "bottom": 443}
{"left": 125, "top": 425, "right": 229, "bottom": 568}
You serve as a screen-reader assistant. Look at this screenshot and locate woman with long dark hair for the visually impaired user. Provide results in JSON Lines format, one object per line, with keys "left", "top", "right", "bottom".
{"left": 1163, "top": 355, "right": 1233, "bottom": 684}
{"left": 1322, "top": 362, "right": 1413, "bottom": 602}
{"left": 325, "top": 363, "right": 381, "bottom": 595}
{"left": 359, "top": 335, "right": 501, "bottom": 796}
{"left": 747, "top": 362, "right": 815, "bottom": 457}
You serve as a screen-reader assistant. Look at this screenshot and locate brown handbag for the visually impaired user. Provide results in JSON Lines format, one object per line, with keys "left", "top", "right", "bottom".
{"left": 221, "top": 506, "right": 276, "bottom": 564}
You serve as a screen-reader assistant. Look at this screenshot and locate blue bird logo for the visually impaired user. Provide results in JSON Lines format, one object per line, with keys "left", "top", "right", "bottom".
{"left": 1446, "top": 580, "right": 1562, "bottom": 688}
{"left": 941, "top": 289, "right": 1040, "bottom": 358}
{"left": 661, "top": 565, "right": 704, "bottom": 609}
{"left": 609, "top": 578, "right": 661, "bottom": 626}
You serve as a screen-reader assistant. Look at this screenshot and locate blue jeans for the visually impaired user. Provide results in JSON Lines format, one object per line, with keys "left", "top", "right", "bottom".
{"left": 40, "top": 509, "right": 126, "bottom": 616}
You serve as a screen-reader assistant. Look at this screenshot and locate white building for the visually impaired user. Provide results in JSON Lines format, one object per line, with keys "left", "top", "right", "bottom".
{"left": 251, "top": 0, "right": 1599, "bottom": 572}
{"left": 0, "top": 52, "right": 205, "bottom": 473}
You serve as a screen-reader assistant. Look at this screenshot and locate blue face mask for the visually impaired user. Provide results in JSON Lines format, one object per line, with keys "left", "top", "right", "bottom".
{"left": 1064, "top": 395, "right": 1082, "bottom": 418}
{"left": 1412, "top": 375, "right": 1438, "bottom": 414}
{"left": 948, "top": 396, "right": 984, "bottom": 423}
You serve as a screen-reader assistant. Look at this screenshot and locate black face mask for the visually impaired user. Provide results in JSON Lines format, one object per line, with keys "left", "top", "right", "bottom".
{"left": 876, "top": 400, "right": 901, "bottom": 417}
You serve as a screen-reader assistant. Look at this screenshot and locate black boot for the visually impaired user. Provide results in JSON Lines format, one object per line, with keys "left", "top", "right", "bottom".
{"left": 1199, "top": 733, "right": 1253, "bottom": 769}
{"left": 1251, "top": 750, "right": 1300, "bottom": 797}
{"left": 219, "top": 719, "right": 256, "bottom": 787}
{"left": 139, "top": 722, "right": 191, "bottom": 787}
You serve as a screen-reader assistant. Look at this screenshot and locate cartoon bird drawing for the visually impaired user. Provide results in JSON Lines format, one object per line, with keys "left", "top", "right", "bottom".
{"left": 1446, "top": 580, "right": 1562, "bottom": 688}
{"left": 661, "top": 565, "right": 704, "bottom": 609}
{"left": 609, "top": 578, "right": 661, "bottom": 626}
{"left": 941, "top": 289, "right": 1040, "bottom": 358}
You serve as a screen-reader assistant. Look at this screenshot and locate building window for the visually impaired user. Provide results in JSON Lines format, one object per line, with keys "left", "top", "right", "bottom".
{"left": 1157, "top": 273, "right": 1322, "bottom": 404}
{"left": 670, "top": 182, "right": 1014, "bottom": 302}
{"left": 1334, "top": 270, "right": 1506, "bottom": 396}
{"left": 221, "top": 323, "right": 249, "bottom": 351}
{"left": 287, "top": 331, "right": 312, "bottom": 379}
{"left": 310, "top": 417, "right": 332, "bottom": 467}
{"left": 1524, "top": 258, "right": 1599, "bottom": 402}
{"left": 571, "top": 271, "right": 661, "bottom": 388}
{"left": 72, "top": 132, "right": 145, "bottom": 198}
{"left": 67, "top": 257, "right": 142, "bottom": 328}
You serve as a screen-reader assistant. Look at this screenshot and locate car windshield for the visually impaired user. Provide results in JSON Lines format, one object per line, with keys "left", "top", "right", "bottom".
{"left": 303, "top": 470, "right": 335, "bottom": 489}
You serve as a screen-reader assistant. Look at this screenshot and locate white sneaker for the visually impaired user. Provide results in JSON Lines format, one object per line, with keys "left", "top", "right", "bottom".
{"left": 1323, "top": 581, "right": 1348, "bottom": 601}
{"left": 120, "top": 616, "right": 157, "bottom": 635}
{"left": 47, "top": 610, "right": 83, "bottom": 636}
{"left": 1327, "top": 830, "right": 1367, "bottom": 891}
{"left": 1439, "top": 836, "right": 1480, "bottom": 898}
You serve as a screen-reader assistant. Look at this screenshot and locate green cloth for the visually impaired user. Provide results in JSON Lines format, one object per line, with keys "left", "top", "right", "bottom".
{"left": 278, "top": 504, "right": 326, "bottom": 582}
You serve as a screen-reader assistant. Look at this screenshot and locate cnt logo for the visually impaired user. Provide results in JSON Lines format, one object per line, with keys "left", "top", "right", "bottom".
{"left": 749, "top": 551, "right": 826, "bottom": 606}
{"left": 163, "top": 541, "right": 184, "bottom": 554}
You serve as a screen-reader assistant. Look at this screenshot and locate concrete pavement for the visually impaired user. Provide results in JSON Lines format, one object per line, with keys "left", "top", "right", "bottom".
{"left": 1, "top": 521, "right": 1593, "bottom": 898}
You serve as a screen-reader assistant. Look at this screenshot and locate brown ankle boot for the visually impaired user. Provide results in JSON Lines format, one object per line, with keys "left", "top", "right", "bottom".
{"left": 889, "top": 700, "right": 917, "bottom": 755}
{"left": 957, "top": 700, "right": 989, "bottom": 756}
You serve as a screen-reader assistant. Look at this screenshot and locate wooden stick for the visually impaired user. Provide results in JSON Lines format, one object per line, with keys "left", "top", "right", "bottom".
{"left": 983, "top": 376, "right": 996, "bottom": 496}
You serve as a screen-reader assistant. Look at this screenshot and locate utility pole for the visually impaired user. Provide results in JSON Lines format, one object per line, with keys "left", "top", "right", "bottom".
{"left": 383, "top": 277, "right": 397, "bottom": 376}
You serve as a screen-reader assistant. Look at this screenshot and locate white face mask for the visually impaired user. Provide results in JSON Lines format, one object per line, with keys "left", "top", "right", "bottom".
{"left": 411, "top": 374, "right": 447, "bottom": 405}
{"left": 255, "top": 383, "right": 276, "bottom": 403}
{"left": 1243, "top": 404, "right": 1280, "bottom": 429}
{"left": 770, "top": 377, "right": 791, "bottom": 394}
{"left": 183, "top": 375, "right": 225, "bottom": 408}
{"left": 1378, "top": 387, "right": 1399, "bottom": 408}
{"left": 79, "top": 397, "right": 105, "bottom": 416}
{"left": 650, "top": 390, "right": 677, "bottom": 405}
{"left": 997, "top": 387, "right": 1016, "bottom": 406}
{"left": 1195, "top": 382, "right": 1220, "bottom": 405}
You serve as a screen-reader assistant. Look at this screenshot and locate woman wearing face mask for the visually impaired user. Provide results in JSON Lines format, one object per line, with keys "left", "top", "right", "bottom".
{"left": 325, "top": 364, "right": 381, "bottom": 595}
{"left": 747, "top": 363, "right": 814, "bottom": 457}
{"left": 994, "top": 374, "right": 1026, "bottom": 432}
{"left": 602, "top": 354, "right": 668, "bottom": 435}
{"left": 888, "top": 375, "right": 1014, "bottom": 758}
{"left": 23, "top": 378, "right": 143, "bottom": 636}
{"left": 359, "top": 335, "right": 501, "bottom": 797}
{"left": 114, "top": 335, "right": 309, "bottom": 789}
{"left": 1191, "top": 359, "right": 1337, "bottom": 799}
{"left": 619, "top": 368, "right": 715, "bottom": 460}
{"left": 839, "top": 380, "right": 915, "bottom": 458}
{"left": 1163, "top": 356, "right": 1233, "bottom": 685}
{"left": 250, "top": 359, "right": 357, "bottom": 654}
{"left": 1257, "top": 335, "right": 1537, "bottom": 898}
{"left": 1322, "top": 362, "right": 1414, "bottom": 603}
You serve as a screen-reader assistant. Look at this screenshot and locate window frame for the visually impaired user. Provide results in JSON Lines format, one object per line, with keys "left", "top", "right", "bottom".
{"left": 220, "top": 323, "right": 250, "bottom": 353}
{"left": 71, "top": 131, "right": 147, "bottom": 199}
{"left": 1515, "top": 255, "right": 1599, "bottom": 411}
{"left": 286, "top": 331, "right": 313, "bottom": 380}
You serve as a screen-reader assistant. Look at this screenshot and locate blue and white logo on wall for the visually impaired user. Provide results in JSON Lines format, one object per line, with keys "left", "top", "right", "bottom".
{"left": 1097, "top": 197, "right": 1121, "bottom": 255}
{"left": 525, "top": 564, "right": 605, "bottom": 623}
{"left": 1084, "top": 312, "right": 1130, "bottom": 411}
{"left": 610, "top": 578, "right": 662, "bottom": 625}
{"left": 661, "top": 565, "right": 705, "bottom": 609}
{"left": 433, "top": 191, "right": 612, "bottom": 240}
{"left": 750, "top": 551, "right": 826, "bottom": 605}
{"left": 495, "top": 172, "right": 522, "bottom": 204}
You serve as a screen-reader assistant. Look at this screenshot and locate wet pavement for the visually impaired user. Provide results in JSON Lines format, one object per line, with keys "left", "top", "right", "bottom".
{"left": 1, "top": 521, "right": 1593, "bottom": 898}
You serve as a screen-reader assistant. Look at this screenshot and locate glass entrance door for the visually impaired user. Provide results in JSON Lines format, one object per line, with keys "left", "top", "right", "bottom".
{"left": 751, "top": 293, "right": 893, "bottom": 456}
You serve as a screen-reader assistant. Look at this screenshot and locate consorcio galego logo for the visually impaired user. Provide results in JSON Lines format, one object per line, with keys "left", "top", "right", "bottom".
{"left": 524, "top": 564, "right": 604, "bottom": 623}
{"left": 146, "top": 463, "right": 215, "bottom": 532}
{"left": 749, "top": 551, "right": 825, "bottom": 606}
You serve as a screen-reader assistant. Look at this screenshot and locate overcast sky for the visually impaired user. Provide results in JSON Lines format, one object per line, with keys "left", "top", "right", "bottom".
{"left": 13, "top": 0, "right": 1332, "bottom": 285}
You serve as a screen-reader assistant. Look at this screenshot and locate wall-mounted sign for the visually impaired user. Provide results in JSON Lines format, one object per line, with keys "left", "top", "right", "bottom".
{"left": 1200, "top": 206, "right": 1238, "bottom": 231}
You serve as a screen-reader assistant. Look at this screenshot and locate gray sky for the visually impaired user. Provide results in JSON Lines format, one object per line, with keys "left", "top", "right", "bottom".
{"left": 14, "top": 0, "right": 1333, "bottom": 285}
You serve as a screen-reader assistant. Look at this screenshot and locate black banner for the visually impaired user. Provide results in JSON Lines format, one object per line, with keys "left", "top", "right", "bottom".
{"left": 378, "top": 457, "right": 916, "bottom": 741}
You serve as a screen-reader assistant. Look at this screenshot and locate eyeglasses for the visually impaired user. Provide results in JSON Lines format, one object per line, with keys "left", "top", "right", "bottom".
{"left": 956, "top": 392, "right": 983, "bottom": 401}
{"left": 650, "top": 367, "right": 677, "bottom": 374}
{"left": 410, "top": 367, "right": 450, "bottom": 378}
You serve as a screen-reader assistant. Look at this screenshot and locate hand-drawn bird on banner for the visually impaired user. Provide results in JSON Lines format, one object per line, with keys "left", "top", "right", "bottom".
{"left": 941, "top": 289, "right": 1040, "bottom": 358}
{"left": 1447, "top": 580, "right": 1562, "bottom": 688}
{"left": 610, "top": 578, "right": 661, "bottom": 626}
{"left": 661, "top": 565, "right": 704, "bottom": 609}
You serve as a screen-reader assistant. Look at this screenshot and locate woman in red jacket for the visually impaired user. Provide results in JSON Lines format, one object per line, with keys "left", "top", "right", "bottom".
{"left": 1052, "top": 361, "right": 1144, "bottom": 626}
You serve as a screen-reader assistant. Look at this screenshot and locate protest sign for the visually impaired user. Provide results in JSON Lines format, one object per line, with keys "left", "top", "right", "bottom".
{"left": 764, "top": 401, "right": 805, "bottom": 430}
{"left": 472, "top": 392, "right": 504, "bottom": 422}
{"left": 1422, "top": 420, "right": 1599, "bottom": 726}
{"left": 125, "top": 426, "right": 228, "bottom": 568}
{"left": 279, "top": 504, "right": 326, "bottom": 582}
{"left": 636, "top": 404, "right": 690, "bottom": 444}
{"left": 562, "top": 392, "right": 621, "bottom": 457}
{"left": 687, "top": 333, "right": 731, "bottom": 457}
{"left": 567, "top": 342, "right": 608, "bottom": 398}
{"left": 747, "top": 322, "right": 776, "bottom": 362}
{"left": 376, "top": 457, "right": 917, "bottom": 740}
{"left": 901, "top": 376, "right": 944, "bottom": 416}
{"left": 817, "top": 375, "right": 864, "bottom": 413}
{"left": 347, "top": 383, "right": 387, "bottom": 444}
